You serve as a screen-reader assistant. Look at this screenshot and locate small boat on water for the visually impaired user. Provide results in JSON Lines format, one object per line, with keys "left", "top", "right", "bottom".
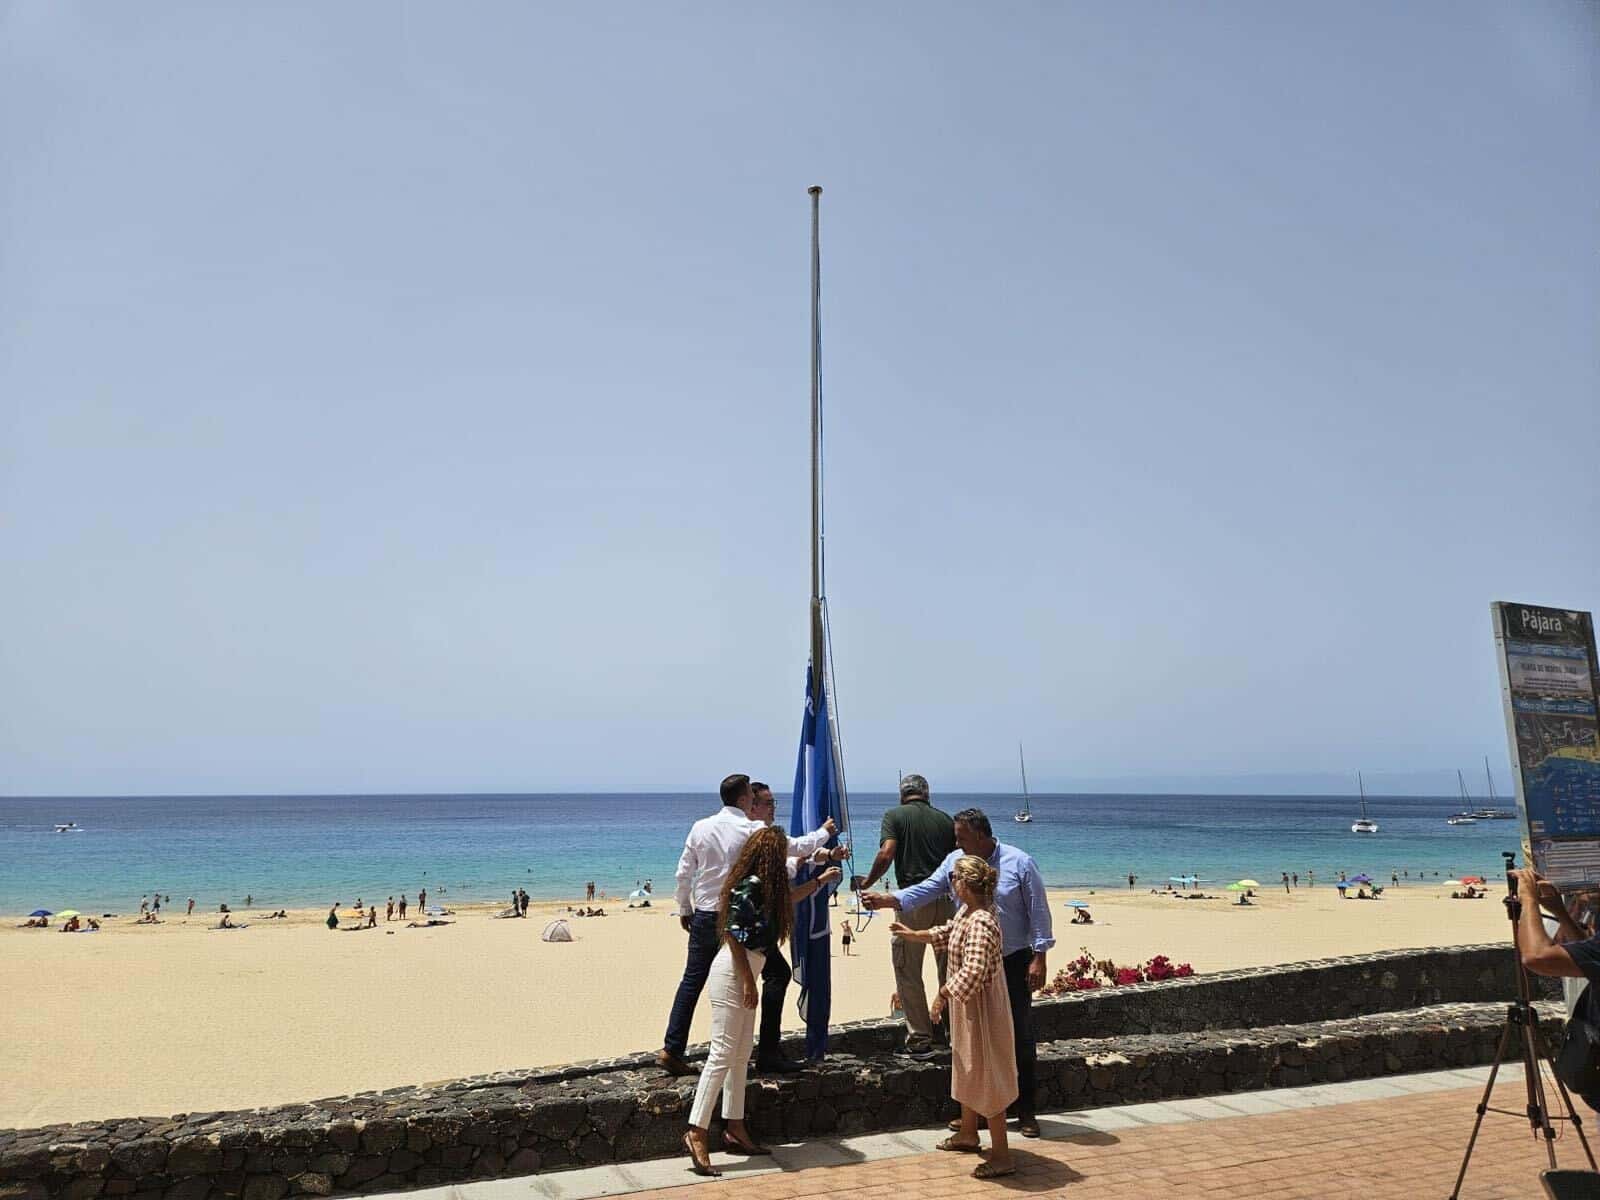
{"left": 54, "top": 822, "right": 84, "bottom": 833}
{"left": 1352, "top": 772, "right": 1379, "bottom": 834}
{"left": 1448, "top": 770, "right": 1477, "bottom": 824}
{"left": 1014, "top": 743, "right": 1033, "bottom": 823}
{"left": 1470, "top": 758, "right": 1516, "bottom": 818}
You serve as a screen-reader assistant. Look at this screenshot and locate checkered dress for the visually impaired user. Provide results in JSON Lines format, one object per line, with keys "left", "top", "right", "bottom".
{"left": 931, "top": 906, "right": 1018, "bottom": 1116}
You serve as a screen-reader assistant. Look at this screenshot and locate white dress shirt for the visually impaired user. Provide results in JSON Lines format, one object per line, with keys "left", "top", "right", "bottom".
{"left": 674, "top": 806, "right": 832, "bottom": 915}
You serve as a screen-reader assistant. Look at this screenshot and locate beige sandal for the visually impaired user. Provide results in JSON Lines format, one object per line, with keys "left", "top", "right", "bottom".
{"left": 973, "top": 1161, "right": 1016, "bottom": 1179}
{"left": 936, "top": 1136, "right": 982, "bottom": 1154}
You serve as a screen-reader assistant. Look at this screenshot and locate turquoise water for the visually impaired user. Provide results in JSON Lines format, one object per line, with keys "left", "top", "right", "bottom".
{"left": 0, "top": 792, "right": 1519, "bottom": 915}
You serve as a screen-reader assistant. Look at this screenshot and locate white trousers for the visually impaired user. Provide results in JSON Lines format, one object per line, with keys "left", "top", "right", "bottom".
{"left": 688, "top": 945, "right": 765, "bottom": 1128}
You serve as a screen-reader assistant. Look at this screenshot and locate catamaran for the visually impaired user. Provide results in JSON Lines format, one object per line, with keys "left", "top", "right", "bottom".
{"left": 1014, "top": 743, "right": 1033, "bottom": 823}
{"left": 1352, "top": 772, "right": 1379, "bottom": 834}
{"left": 1469, "top": 757, "right": 1515, "bottom": 819}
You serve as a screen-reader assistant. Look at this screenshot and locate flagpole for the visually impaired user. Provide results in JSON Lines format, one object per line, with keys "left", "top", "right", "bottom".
{"left": 808, "top": 185, "right": 824, "bottom": 680}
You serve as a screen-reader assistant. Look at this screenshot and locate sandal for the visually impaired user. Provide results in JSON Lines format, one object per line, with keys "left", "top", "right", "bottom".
{"left": 973, "top": 1161, "right": 1016, "bottom": 1179}
{"left": 720, "top": 1133, "right": 772, "bottom": 1156}
{"left": 682, "top": 1131, "right": 721, "bottom": 1177}
{"left": 936, "top": 1136, "right": 982, "bottom": 1154}
{"left": 947, "top": 1116, "right": 988, "bottom": 1132}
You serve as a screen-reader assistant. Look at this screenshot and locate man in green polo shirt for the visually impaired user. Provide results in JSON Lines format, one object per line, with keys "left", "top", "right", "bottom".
{"left": 859, "top": 773, "right": 956, "bottom": 1059}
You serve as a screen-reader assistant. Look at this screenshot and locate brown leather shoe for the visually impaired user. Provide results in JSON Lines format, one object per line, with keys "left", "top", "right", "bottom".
{"left": 1016, "top": 1115, "right": 1041, "bottom": 1138}
{"left": 657, "top": 1049, "right": 697, "bottom": 1077}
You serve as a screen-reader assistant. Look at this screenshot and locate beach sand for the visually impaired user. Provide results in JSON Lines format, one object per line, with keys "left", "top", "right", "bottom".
{"left": 0, "top": 885, "right": 1508, "bottom": 1129}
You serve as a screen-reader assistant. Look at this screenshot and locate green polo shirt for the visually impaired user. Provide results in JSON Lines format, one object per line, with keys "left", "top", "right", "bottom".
{"left": 880, "top": 798, "right": 956, "bottom": 888}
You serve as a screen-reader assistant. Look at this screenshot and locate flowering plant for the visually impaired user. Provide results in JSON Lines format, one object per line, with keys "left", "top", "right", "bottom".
{"left": 1035, "top": 948, "right": 1195, "bottom": 996}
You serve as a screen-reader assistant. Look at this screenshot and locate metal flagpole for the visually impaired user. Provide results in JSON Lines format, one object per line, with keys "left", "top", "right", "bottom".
{"left": 808, "top": 185, "right": 824, "bottom": 680}
{"left": 809, "top": 186, "right": 852, "bottom": 859}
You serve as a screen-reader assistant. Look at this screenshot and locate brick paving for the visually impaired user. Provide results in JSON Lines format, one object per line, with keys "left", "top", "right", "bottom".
{"left": 632, "top": 1087, "right": 1595, "bottom": 1200}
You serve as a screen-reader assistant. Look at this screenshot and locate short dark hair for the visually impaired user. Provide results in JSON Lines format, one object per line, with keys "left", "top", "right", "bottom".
{"left": 953, "top": 808, "right": 992, "bottom": 838}
{"left": 751, "top": 781, "right": 772, "bottom": 796}
{"left": 720, "top": 774, "right": 753, "bottom": 806}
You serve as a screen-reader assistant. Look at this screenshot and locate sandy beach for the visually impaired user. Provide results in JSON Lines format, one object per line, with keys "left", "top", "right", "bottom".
{"left": 0, "top": 885, "right": 1509, "bottom": 1130}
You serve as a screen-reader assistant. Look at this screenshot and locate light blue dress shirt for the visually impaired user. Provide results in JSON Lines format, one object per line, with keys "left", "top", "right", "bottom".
{"left": 894, "top": 841, "right": 1055, "bottom": 956}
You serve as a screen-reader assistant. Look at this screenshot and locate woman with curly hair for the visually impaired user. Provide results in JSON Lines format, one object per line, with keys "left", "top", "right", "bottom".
{"left": 892, "top": 854, "right": 1017, "bottom": 1179}
{"left": 684, "top": 825, "right": 841, "bottom": 1174}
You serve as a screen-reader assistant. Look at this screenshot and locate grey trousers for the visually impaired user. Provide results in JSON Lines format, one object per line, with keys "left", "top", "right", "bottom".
{"left": 892, "top": 895, "right": 956, "bottom": 1050}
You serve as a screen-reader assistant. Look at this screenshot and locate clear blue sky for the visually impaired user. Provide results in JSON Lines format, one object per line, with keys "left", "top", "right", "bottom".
{"left": 2, "top": 2, "right": 1595, "bottom": 796}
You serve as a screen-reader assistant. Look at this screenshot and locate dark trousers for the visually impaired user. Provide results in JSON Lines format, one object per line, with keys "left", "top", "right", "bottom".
{"left": 1002, "top": 948, "right": 1038, "bottom": 1116}
{"left": 665, "top": 911, "right": 793, "bottom": 1061}
{"left": 664, "top": 910, "right": 721, "bottom": 1057}
{"left": 758, "top": 946, "right": 791, "bottom": 1061}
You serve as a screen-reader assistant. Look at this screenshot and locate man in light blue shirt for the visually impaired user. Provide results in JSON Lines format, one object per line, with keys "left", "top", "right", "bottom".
{"left": 862, "top": 807, "right": 1053, "bottom": 1136}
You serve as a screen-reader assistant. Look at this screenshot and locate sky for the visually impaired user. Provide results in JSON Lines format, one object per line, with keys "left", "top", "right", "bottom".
{"left": 2, "top": 2, "right": 1596, "bottom": 797}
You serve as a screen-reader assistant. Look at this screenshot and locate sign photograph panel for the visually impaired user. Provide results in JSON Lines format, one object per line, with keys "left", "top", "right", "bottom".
{"left": 1492, "top": 602, "right": 1600, "bottom": 891}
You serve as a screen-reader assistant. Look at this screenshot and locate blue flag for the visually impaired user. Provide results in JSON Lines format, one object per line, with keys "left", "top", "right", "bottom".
{"left": 790, "top": 661, "right": 843, "bottom": 1061}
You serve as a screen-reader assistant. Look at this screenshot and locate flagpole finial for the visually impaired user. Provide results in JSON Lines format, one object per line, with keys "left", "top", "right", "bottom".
{"left": 808, "top": 186, "right": 822, "bottom": 196}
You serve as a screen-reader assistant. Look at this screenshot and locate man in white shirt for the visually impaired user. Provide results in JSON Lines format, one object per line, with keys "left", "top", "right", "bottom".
{"left": 659, "top": 773, "right": 839, "bottom": 1076}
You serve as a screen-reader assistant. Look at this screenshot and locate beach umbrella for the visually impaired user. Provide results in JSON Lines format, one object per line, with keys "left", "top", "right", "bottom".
{"left": 1235, "top": 880, "right": 1261, "bottom": 889}
{"left": 1225, "top": 882, "right": 1247, "bottom": 891}
{"left": 1349, "top": 874, "right": 1373, "bottom": 884}
{"left": 1168, "top": 875, "right": 1196, "bottom": 884}
{"left": 29, "top": 909, "right": 51, "bottom": 917}
{"left": 1065, "top": 900, "right": 1091, "bottom": 908}
{"left": 1462, "top": 876, "right": 1487, "bottom": 885}
{"left": 55, "top": 910, "right": 80, "bottom": 919}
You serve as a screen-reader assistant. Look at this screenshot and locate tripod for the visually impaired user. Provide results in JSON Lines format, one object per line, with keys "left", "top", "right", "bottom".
{"left": 1449, "top": 852, "right": 1598, "bottom": 1198}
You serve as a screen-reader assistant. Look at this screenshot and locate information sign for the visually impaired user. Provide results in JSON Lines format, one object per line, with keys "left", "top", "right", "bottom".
{"left": 1492, "top": 602, "right": 1600, "bottom": 891}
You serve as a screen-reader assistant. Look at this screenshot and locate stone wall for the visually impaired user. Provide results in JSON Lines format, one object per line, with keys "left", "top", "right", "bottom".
{"left": 0, "top": 945, "right": 1551, "bottom": 1200}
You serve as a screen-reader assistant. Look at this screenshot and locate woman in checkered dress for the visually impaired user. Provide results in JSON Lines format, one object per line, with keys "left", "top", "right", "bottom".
{"left": 892, "top": 854, "right": 1018, "bottom": 1178}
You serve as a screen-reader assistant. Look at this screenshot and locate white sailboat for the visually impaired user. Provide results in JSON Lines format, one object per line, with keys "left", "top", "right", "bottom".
{"left": 1471, "top": 757, "right": 1515, "bottom": 819}
{"left": 1352, "top": 771, "right": 1379, "bottom": 834}
{"left": 1447, "top": 770, "right": 1476, "bottom": 825}
{"left": 1014, "top": 743, "right": 1033, "bottom": 823}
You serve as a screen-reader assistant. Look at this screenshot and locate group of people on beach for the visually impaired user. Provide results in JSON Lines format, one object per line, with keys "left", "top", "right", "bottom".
{"left": 661, "top": 772, "right": 1051, "bottom": 1181}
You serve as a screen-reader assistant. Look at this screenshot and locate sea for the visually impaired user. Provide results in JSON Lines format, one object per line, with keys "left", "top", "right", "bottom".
{"left": 0, "top": 792, "right": 1523, "bottom": 915}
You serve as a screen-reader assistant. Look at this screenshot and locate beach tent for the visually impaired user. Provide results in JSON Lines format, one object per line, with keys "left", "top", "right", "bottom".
{"left": 540, "top": 919, "right": 573, "bottom": 943}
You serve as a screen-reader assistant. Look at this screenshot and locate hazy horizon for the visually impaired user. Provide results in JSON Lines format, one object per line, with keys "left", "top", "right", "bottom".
{"left": 5, "top": 766, "right": 1520, "bottom": 801}
{"left": 3, "top": 3, "right": 1595, "bottom": 797}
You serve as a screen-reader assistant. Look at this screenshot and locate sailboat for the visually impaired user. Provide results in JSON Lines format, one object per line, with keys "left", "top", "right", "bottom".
{"left": 1351, "top": 771, "right": 1379, "bottom": 834}
{"left": 1014, "top": 743, "right": 1033, "bottom": 823}
{"left": 1471, "top": 757, "right": 1515, "bottom": 819}
{"left": 1447, "top": 770, "right": 1477, "bottom": 825}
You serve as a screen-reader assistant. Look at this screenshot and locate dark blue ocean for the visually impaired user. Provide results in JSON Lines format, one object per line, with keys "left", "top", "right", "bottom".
{"left": 0, "top": 792, "right": 1520, "bottom": 915}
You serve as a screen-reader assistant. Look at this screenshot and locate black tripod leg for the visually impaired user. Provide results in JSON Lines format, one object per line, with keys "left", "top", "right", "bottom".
{"left": 1547, "top": 1062, "right": 1600, "bottom": 1170}
{"left": 1519, "top": 1011, "right": 1560, "bottom": 1170}
{"left": 1449, "top": 1019, "right": 1516, "bottom": 1200}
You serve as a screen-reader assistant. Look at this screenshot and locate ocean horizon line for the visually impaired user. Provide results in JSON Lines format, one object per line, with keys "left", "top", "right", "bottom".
{"left": 6, "top": 786, "right": 1495, "bottom": 801}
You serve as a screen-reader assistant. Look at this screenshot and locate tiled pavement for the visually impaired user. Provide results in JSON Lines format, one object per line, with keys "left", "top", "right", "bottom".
{"left": 383, "top": 1064, "right": 1600, "bottom": 1200}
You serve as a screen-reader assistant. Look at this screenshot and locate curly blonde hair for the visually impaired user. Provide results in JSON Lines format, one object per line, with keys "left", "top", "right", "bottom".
{"left": 717, "top": 825, "right": 794, "bottom": 945}
{"left": 951, "top": 855, "right": 998, "bottom": 906}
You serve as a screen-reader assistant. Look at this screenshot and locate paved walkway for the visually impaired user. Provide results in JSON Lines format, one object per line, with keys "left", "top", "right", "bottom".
{"left": 384, "top": 1065, "right": 1599, "bottom": 1200}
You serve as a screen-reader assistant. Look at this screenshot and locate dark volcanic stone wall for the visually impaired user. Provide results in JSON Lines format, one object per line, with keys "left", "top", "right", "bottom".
{"left": 0, "top": 945, "right": 1551, "bottom": 1200}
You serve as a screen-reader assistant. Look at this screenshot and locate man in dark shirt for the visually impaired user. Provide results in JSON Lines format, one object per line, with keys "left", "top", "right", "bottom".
{"left": 859, "top": 773, "right": 956, "bottom": 1059}
{"left": 1513, "top": 865, "right": 1600, "bottom": 1107}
